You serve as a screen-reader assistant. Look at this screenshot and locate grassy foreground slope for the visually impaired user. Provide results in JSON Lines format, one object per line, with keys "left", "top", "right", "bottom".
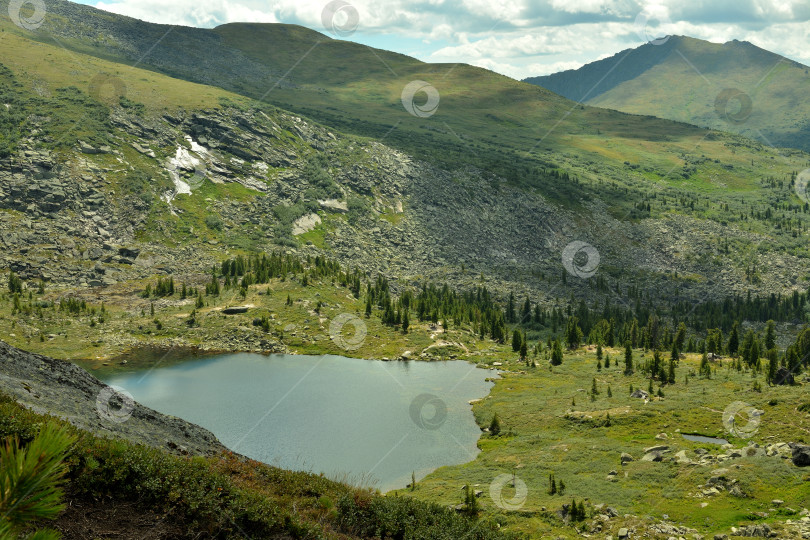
{"left": 526, "top": 36, "right": 810, "bottom": 151}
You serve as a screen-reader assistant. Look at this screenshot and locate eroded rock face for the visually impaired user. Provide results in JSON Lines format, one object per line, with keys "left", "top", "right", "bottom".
{"left": 1, "top": 100, "right": 808, "bottom": 311}
{"left": 0, "top": 340, "right": 226, "bottom": 457}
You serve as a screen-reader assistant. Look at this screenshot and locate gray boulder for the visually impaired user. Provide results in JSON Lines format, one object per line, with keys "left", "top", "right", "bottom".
{"left": 791, "top": 443, "right": 810, "bottom": 467}
{"left": 774, "top": 367, "right": 794, "bottom": 385}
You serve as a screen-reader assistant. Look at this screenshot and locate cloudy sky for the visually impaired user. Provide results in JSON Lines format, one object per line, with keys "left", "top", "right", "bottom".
{"left": 74, "top": 0, "right": 810, "bottom": 79}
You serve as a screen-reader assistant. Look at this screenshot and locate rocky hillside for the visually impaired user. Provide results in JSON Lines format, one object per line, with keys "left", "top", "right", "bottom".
{"left": 0, "top": 339, "right": 224, "bottom": 456}
{"left": 0, "top": 71, "right": 809, "bottom": 315}
{"left": 2, "top": 97, "right": 806, "bottom": 310}
{"left": 1, "top": 2, "right": 810, "bottom": 319}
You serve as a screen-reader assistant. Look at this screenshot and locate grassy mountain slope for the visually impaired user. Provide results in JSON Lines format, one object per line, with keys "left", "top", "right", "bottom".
{"left": 525, "top": 36, "right": 810, "bottom": 151}
{"left": 2, "top": 1, "right": 810, "bottom": 317}
{"left": 2, "top": 2, "right": 712, "bottom": 173}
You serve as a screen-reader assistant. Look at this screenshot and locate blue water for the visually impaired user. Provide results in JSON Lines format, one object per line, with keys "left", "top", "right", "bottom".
{"left": 102, "top": 353, "right": 493, "bottom": 492}
{"left": 682, "top": 434, "right": 729, "bottom": 445}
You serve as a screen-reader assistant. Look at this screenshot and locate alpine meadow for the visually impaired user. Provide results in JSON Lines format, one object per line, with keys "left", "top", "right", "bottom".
{"left": 0, "top": 1, "right": 809, "bottom": 539}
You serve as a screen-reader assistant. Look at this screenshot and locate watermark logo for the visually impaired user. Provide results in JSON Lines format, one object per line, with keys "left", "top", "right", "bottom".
{"left": 795, "top": 169, "right": 810, "bottom": 204}
{"left": 489, "top": 473, "right": 528, "bottom": 511}
{"left": 401, "top": 80, "right": 440, "bottom": 118}
{"left": 321, "top": 0, "right": 359, "bottom": 38}
{"left": 634, "top": 8, "right": 672, "bottom": 46}
{"left": 722, "top": 401, "right": 761, "bottom": 438}
{"left": 89, "top": 74, "right": 127, "bottom": 106}
{"left": 562, "top": 241, "right": 600, "bottom": 279}
{"left": 714, "top": 88, "right": 752, "bottom": 124}
{"left": 329, "top": 313, "right": 367, "bottom": 351}
{"left": 187, "top": 163, "right": 207, "bottom": 190}
{"left": 9, "top": 0, "right": 46, "bottom": 30}
{"left": 96, "top": 385, "right": 135, "bottom": 424}
{"left": 409, "top": 393, "right": 447, "bottom": 430}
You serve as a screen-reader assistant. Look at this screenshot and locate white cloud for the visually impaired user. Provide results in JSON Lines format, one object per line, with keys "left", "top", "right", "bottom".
{"left": 86, "top": 0, "right": 810, "bottom": 79}
{"left": 94, "top": 0, "right": 279, "bottom": 27}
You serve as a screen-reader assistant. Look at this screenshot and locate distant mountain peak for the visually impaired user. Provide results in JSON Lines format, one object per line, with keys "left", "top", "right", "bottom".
{"left": 523, "top": 35, "right": 810, "bottom": 151}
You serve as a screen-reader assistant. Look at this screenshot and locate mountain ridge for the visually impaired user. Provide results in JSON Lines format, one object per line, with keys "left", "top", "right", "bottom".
{"left": 524, "top": 35, "right": 810, "bottom": 150}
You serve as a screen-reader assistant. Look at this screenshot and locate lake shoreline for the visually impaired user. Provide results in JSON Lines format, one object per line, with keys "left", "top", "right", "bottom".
{"left": 99, "top": 351, "right": 498, "bottom": 493}
{"left": 76, "top": 341, "right": 495, "bottom": 377}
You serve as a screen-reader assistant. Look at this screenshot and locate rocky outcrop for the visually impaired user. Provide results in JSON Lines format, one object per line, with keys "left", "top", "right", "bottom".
{"left": 0, "top": 340, "right": 225, "bottom": 457}
{"left": 791, "top": 443, "right": 810, "bottom": 467}
{"left": 630, "top": 389, "right": 649, "bottom": 399}
{"left": 774, "top": 367, "right": 795, "bottom": 385}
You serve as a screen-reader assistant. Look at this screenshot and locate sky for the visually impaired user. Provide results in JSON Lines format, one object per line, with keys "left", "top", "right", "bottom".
{"left": 73, "top": 0, "right": 810, "bottom": 80}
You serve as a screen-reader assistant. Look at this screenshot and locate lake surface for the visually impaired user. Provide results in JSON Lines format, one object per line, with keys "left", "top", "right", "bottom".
{"left": 102, "top": 353, "right": 494, "bottom": 492}
{"left": 682, "top": 434, "right": 729, "bottom": 445}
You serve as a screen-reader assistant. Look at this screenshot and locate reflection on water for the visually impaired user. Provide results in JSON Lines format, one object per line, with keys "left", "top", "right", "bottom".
{"left": 102, "top": 352, "right": 493, "bottom": 492}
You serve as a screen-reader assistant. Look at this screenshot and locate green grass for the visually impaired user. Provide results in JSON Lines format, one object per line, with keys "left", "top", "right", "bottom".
{"left": 0, "top": 21, "right": 241, "bottom": 113}
{"left": 398, "top": 347, "right": 810, "bottom": 537}
{"left": 2, "top": 266, "right": 810, "bottom": 537}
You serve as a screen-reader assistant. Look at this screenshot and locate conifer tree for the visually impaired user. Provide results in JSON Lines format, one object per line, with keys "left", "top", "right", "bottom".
{"left": 566, "top": 316, "right": 582, "bottom": 349}
{"left": 700, "top": 351, "right": 711, "bottom": 379}
{"left": 506, "top": 292, "right": 516, "bottom": 323}
{"left": 624, "top": 342, "right": 633, "bottom": 374}
{"left": 765, "top": 320, "right": 776, "bottom": 351}
{"left": 489, "top": 414, "right": 501, "bottom": 436}
{"left": 7, "top": 271, "right": 23, "bottom": 294}
{"left": 551, "top": 339, "right": 564, "bottom": 366}
{"left": 766, "top": 348, "right": 778, "bottom": 385}
{"left": 0, "top": 423, "right": 76, "bottom": 539}
{"left": 727, "top": 321, "right": 740, "bottom": 357}
{"left": 512, "top": 329, "right": 522, "bottom": 352}
{"left": 674, "top": 322, "right": 686, "bottom": 351}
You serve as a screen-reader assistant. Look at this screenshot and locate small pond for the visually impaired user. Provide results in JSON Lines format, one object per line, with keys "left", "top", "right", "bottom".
{"left": 682, "top": 434, "right": 729, "bottom": 445}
